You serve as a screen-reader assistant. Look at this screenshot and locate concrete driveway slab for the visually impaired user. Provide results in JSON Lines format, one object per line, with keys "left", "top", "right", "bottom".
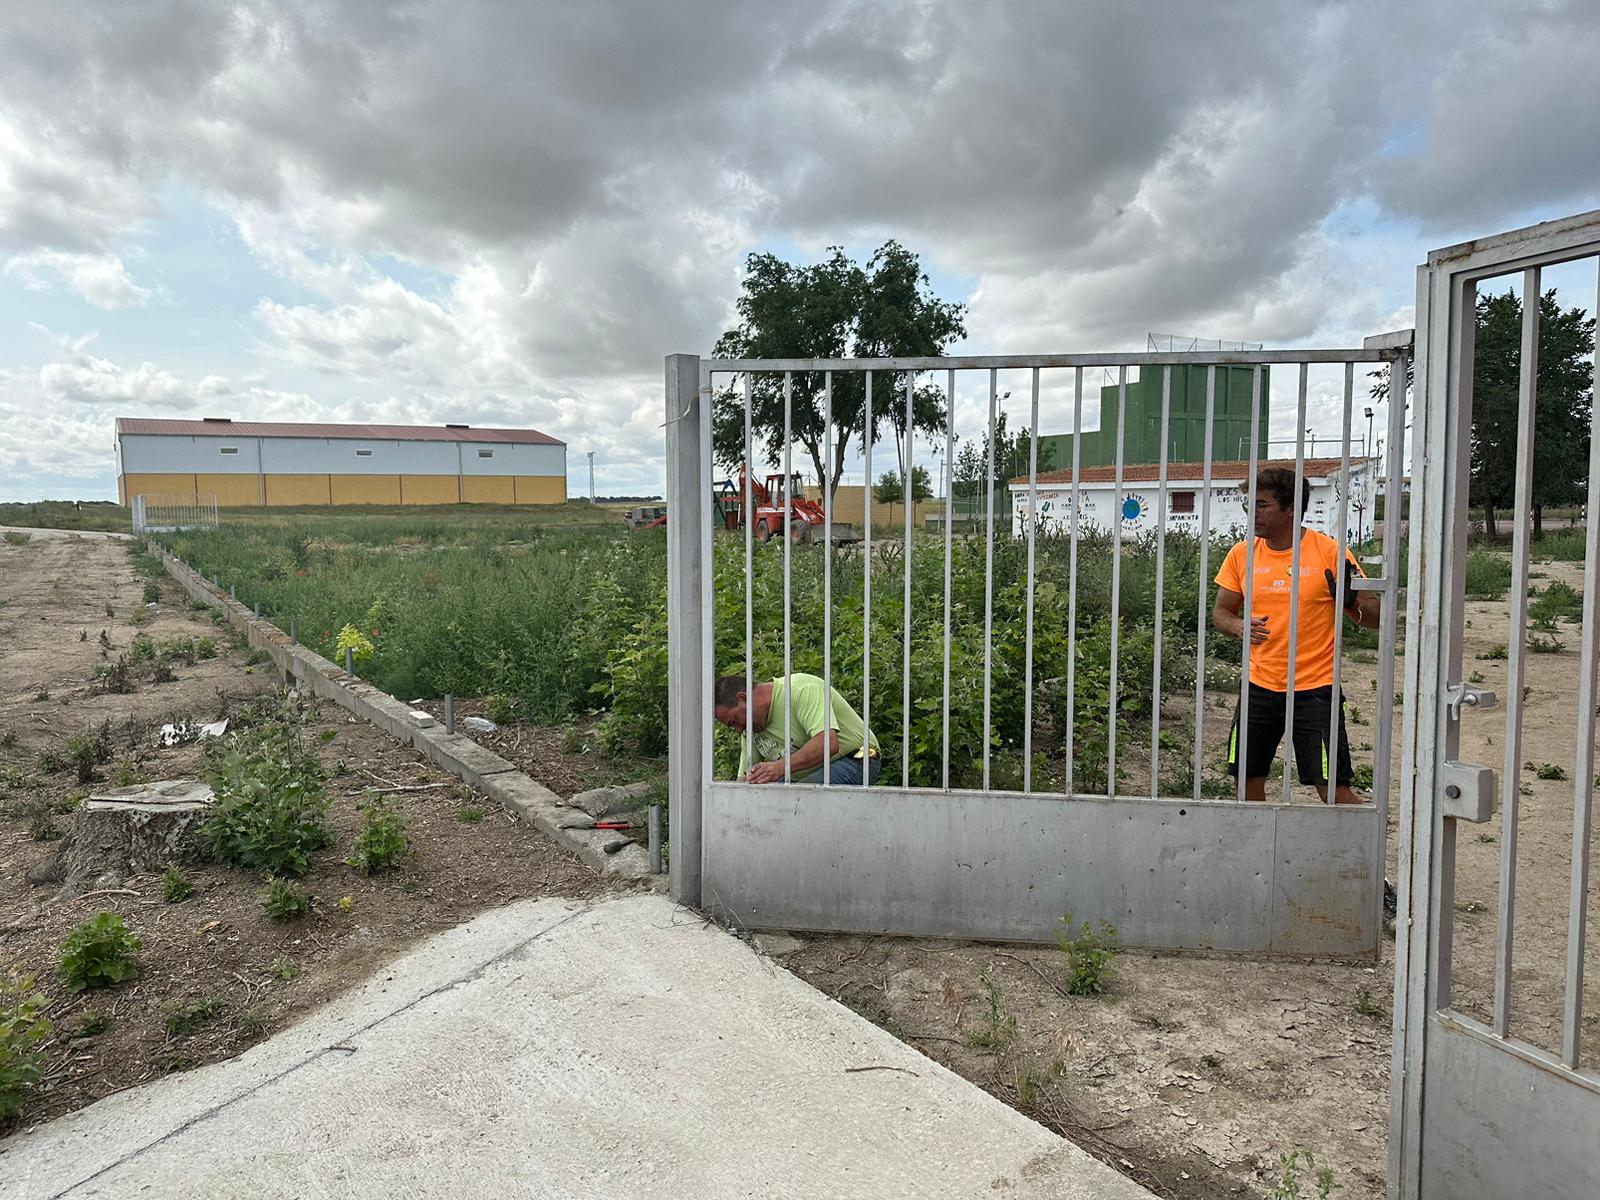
{"left": 2, "top": 895, "right": 1150, "bottom": 1199}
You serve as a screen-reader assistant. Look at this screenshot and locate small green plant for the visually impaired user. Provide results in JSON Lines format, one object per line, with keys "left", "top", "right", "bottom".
{"left": 1352, "top": 764, "right": 1375, "bottom": 790}
{"left": 1354, "top": 988, "right": 1384, "bottom": 1019}
{"left": 269, "top": 956, "right": 300, "bottom": 981}
{"left": 69, "top": 1010, "right": 109, "bottom": 1040}
{"left": 2, "top": 531, "right": 32, "bottom": 546}
{"left": 0, "top": 972, "right": 52, "bottom": 1122}
{"left": 164, "top": 996, "right": 227, "bottom": 1037}
{"left": 260, "top": 877, "right": 310, "bottom": 921}
{"left": 1057, "top": 913, "right": 1119, "bottom": 996}
{"left": 346, "top": 795, "right": 409, "bottom": 875}
{"left": 1478, "top": 643, "right": 1509, "bottom": 661}
{"left": 238, "top": 1007, "right": 272, "bottom": 1037}
{"left": 1346, "top": 704, "right": 1366, "bottom": 726}
{"left": 59, "top": 912, "right": 142, "bottom": 993}
{"left": 128, "top": 606, "right": 153, "bottom": 627}
{"left": 64, "top": 733, "right": 103, "bottom": 783}
{"left": 142, "top": 581, "right": 162, "bottom": 604}
{"left": 485, "top": 692, "right": 518, "bottom": 725}
{"left": 1468, "top": 670, "right": 1485, "bottom": 684}
{"left": 457, "top": 805, "right": 486, "bottom": 823}
{"left": 1529, "top": 632, "right": 1565, "bottom": 654}
{"left": 1269, "top": 1149, "right": 1341, "bottom": 1199}
{"left": 1535, "top": 762, "right": 1568, "bottom": 781}
{"left": 201, "top": 719, "right": 331, "bottom": 877}
{"left": 560, "top": 725, "right": 588, "bottom": 755}
{"left": 1200, "top": 1053, "right": 1221, "bottom": 1070}
{"left": 25, "top": 799, "right": 60, "bottom": 842}
{"left": 162, "top": 866, "right": 193, "bottom": 903}
{"left": 0, "top": 730, "right": 16, "bottom": 752}
{"left": 965, "top": 969, "right": 1017, "bottom": 1050}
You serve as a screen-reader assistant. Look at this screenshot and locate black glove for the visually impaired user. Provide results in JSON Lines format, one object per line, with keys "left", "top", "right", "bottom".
{"left": 1325, "top": 560, "right": 1360, "bottom": 614}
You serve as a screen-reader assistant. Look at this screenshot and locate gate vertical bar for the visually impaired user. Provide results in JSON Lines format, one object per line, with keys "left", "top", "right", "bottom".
{"left": 744, "top": 376, "right": 754, "bottom": 779}
{"left": 1065, "top": 367, "right": 1083, "bottom": 795}
{"left": 1193, "top": 365, "right": 1217, "bottom": 800}
{"left": 1283, "top": 364, "right": 1310, "bottom": 805}
{"left": 664, "top": 354, "right": 704, "bottom": 906}
{"left": 1372, "top": 346, "right": 1408, "bottom": 941}
{"left": 942, "top": 369, "right": 955, "bottom": 790}
{"left": 903, "top": 371, "right": 914, "bottom": 788}
{"left": 1495, "top": 269, "right": 1540, "bottom": 1036}
{"left": 1327, "top": 364, "right": 1354, "bottom": 811}
{"left": 1108, "top": 366, "right": 1128, "bottom": 797}
{"left": 1024, "top": 367, "right": 1040, "bottom": 792}
{"left": 982, "top": 368, "right": 998, "bottom": 791}
{"left": 1562, "top": 258, "right": 1600, "bottom": 1068}
{"left": 1238, "top": 366, "right": 1263, "bottom": 803}
{"left": 863, "top": 372, "right": 873, "bottom": 789}
{"left": 823, "top": 373, "right": 833, "bottom": 789}
{"left": 1151, "top": 366, "right": 1171, "bottom": 797}
{"left": 783, "top": 372, "right": 793, "bottom": 784}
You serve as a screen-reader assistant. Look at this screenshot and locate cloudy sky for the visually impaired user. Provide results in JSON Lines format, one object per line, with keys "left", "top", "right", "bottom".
{"left": 2, "top": 1, "right": 1598, "bottom": 501}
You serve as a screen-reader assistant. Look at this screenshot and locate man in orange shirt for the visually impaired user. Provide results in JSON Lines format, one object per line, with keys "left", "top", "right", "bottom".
{"left": 1212, "top": 467, "right": 1381, "bottom": 803}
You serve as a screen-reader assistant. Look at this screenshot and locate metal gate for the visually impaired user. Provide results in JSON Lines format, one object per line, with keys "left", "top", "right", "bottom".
{"left": 666, "top": 338, "right": 1407, "bottom": 956}
{"left": 1391, "top": 209, "right": 1600, "bottom": 1197}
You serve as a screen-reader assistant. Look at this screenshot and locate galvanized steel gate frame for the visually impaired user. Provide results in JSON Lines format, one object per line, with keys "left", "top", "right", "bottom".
{"left": 666, "top": 340, "right": 1408, "bottom": 957}
{"left": 1390, "top": 209, "right": 1600, "bottom": 1200}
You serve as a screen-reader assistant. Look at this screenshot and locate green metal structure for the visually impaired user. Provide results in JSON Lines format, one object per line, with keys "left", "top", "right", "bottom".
{"left": 1036, "top": 365, "right": 1270, "bottom": 469}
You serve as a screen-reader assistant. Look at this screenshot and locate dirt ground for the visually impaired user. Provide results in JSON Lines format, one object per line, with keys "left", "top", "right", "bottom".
{"left": 0, "top": 533, "right": 610, "bottom": 1129}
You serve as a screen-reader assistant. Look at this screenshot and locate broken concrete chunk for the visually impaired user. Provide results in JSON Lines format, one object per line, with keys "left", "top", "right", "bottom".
{"left": 408, "top": 709, "right": 436, "bottom": 728}
{"left": 567, "top": 780, "right": 655, "bottom": 818}
{"left": 462, "top": 716, "right": 498, "bottom": 734}
{"left": 751, "top": 932, "right": 806, "bottom": 957}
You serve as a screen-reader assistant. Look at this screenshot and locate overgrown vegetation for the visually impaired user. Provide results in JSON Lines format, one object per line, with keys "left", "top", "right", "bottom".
{"left": 345, "top": 796, "right": 408, "bottom": 875}
{"left": 58, "top": 912, "right": 142, "bottom": 993}
{"left": 0, "top": 972, "right": 52, "bottom": 1123}
{"left": 200, "top": 707, "right": 331, "bottom": 877}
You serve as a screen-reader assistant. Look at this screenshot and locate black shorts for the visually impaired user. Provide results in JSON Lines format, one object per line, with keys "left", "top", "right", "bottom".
{"left": 1227, "top": 683, "right": 1353, "bottom": 788}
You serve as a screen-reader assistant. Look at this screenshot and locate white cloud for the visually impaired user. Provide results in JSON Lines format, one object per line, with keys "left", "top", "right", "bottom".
{"left": 5, "top": 249, "right": 152, "bottom": 308}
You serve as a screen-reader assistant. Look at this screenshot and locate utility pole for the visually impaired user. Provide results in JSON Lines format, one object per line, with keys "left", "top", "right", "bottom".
{"left": 587, "top": 451, "right": 596, "bottom": 504}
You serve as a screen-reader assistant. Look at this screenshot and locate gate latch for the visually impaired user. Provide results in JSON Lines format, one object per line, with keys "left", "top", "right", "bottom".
{"left": 1444, "top": 683, "right": 1497, "bottom": 719}
{"left": 1441, "top": 761, "right": 1497, "bottom": 822}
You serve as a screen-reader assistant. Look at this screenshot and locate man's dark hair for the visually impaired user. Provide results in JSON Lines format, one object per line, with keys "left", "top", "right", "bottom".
{"left": 1254, "top": 466, "right": 1311, "bottom": 516}
{"left": 714, "top": 674, "right": 746, "bottom": 709}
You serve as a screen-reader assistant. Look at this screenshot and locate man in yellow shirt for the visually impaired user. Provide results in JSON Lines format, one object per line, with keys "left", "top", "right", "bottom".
{"left": 713, "top": 672, "right": 881, "bottom": 784}
{"left": 1212, "top": 467, "right": 1381, "bottom": 803}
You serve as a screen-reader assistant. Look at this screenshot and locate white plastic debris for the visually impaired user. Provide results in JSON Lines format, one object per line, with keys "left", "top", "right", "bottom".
{"left": 200, "top": 719, "right": 228, "bottom": 739}
{"left": 408, "top": 709, "right": 436, "bottom": 728}
{"left": 158, "top": 718, "right": 228, "bottom": 748}
{"left": 462, "top": 716, "right": 498, "bottom": 734}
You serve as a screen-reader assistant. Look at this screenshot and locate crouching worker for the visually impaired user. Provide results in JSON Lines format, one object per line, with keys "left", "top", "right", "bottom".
{"left": 713, "top": 673, "right": 881, "bottom": 784}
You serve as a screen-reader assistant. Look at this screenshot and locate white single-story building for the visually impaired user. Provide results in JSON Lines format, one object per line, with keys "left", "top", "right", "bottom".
{"left": 1011, "top": 458, "right": 1378, "bottom": 545}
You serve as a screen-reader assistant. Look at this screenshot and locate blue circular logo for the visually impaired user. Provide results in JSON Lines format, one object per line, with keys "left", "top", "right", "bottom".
{"left": 1121, "top": 496, "right": 1143, "bottom": 521}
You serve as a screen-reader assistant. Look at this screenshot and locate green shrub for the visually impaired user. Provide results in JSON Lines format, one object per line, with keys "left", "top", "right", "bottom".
{"left": 457, "top": 805, "right": 486, "bottom": 823}
{"left": 142, "top": 581, "right": 162, "bottom": 604}
{"left": 64, "top": 733, "right": 105, "bottom": 783}
{"left": 1534, "top": 528, "right": 1587, "bottom": 562}
{"left": 269, "top": 956, "right": 300, "bottom": 981}
{"left": 162, "top": 866, "right": 193, "bottom": 903}
{"left": 129, "top": 633, "right": 157, "bottom": 662}
{"left": 1057, "top": 913, "right": 1118, "bottom": 996}
{"left": 965, "top": 969, "right": 1017, "bottom": 1050}
{"left": 59, "top": 912, "right": 142, "bottom": 993}
{"left": 346, "top": 796, "right": 408, "bottom": 875}
{"left": 201, "top": 721, "right": 331, "bottom": 876}
{"left": 1529, "top": 579, "right": 1584, "bottom": 625}
{"left": 1535, "top": 762, "right": 1568, "bottom": 781}
{"left": 259, "top": 877, "right": 310, "bottom": 921}
{"left": 1463, "top": 549, "right": 1512, "bottom": 599}
{"left": 2, "top": 531, "right": 32, "bottom": 547}
{"left": 1478, "top": 643, "right": 1509, "bottom": 661}
{"left": 0, "top": 972, "right": 52, "bottom": 1123}
{"left": 484, "top": 693, "right": 518, "bottom": 725}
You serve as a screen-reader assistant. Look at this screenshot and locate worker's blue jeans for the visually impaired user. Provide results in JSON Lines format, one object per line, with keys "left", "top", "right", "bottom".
{"left": 797, "top": 756, "right": 882, "bottom": 785}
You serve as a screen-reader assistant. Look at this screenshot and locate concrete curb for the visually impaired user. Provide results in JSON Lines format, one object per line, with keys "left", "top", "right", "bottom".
{"left": 147, "top": 539, "right": 664, "bottom": 889}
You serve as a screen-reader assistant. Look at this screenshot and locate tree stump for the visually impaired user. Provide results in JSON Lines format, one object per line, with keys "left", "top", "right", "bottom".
{"left": 27, "top": 780, "right": 213, "bottom": 898}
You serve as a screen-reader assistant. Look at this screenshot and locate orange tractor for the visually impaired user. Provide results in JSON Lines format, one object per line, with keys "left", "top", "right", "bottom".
{"left": 712, "top": 466, "right": 861, "bottom": 544}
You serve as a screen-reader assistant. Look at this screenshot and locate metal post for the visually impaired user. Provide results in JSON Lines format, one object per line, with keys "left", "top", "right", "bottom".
{"left": 445, "top": 694, "right": 455, "bottom": 735}
{"left": 229, "top": 584, "right": 236, "bottom": 601}
{"left": 290, "top": 618, "right": 298, "bottom": 645}
{"left": 1192, "top": 365, "right": 1217, "bottom": 800}
{"left": 1151, "top": 366, "right": 1171, "bottom": 797}
{"left": 1107, "top": 366, "right": 1127, "bottom": 797}
{"left": 823, "top": 372, "right": 833, "bottom": 790}
{"left": 345, "top": 646, "right": 353, "bottom": 674}
{"left": 981, "top": 369, "right": 998, "bottom": 791}
{"left": 665, "top": 354, "right": 705, "bottom": 907}
{"left": 254, "top": 601, "right": 261, "bottom": 619}
{"left": 1064, "top": 367, "right": 1083, "bottom": 795}
{"left": 649, "top": 803, "right": 663, "bottom": 874}
{"left": 941, "top": 368, "right": 955, "bottom": 791}
{"left": 1283, "top": 364, "right": 1310, "bottom": 805}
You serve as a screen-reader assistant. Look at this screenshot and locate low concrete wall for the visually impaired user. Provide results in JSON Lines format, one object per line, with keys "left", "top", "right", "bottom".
{"left": 148, "top": 540, "right": 659, "bottom": 886}
{"left": 703, "top": 781, "right": 1381, "bottom": 956}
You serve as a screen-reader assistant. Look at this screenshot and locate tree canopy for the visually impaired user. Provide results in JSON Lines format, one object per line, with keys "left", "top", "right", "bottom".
{"left": 1471, "top": 288, "right": 1595, "bottom": 537}
{"left": 711, "top": 241, "right": 966, "bottom": 498}
{"left": 874, "top": 465, "right": 934, "bottom": 506}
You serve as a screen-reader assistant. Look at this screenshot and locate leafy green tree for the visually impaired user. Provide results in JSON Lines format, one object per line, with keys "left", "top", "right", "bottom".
{"left": 1472, "top": 288, "right": 1594, "bottom": 538}
{"left": 950, "top": 412, "right": 1056, "bottom": 517}
{"left": 712, "top": 242, "right": 966, "bottom": 500}
{"left": 874, "top": 466, "right": 933, "bottom": 506}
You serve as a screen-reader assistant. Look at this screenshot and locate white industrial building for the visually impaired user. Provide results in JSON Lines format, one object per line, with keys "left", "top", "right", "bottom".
{"left": 1011, "top": 458, "right": 1378, "bottom": 544}
{"left": 115, "top": 418, "right": 566, "bottom": 507}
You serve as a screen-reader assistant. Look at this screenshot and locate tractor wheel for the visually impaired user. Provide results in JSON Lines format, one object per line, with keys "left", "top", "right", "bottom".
{"left": 793, "top": 522, "right": 814, "bottom": 545}
{"left": 754, "top": 519, "right": 771, "bottom": 543}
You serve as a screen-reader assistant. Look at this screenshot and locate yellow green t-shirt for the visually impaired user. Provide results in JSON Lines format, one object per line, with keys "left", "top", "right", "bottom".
{"left": 736, "top": 673, "right": 880, "bottom": 777}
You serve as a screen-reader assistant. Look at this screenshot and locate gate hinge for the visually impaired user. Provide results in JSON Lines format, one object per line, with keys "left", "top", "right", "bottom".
{"left": 1444, "top": 683, "right": 1497, "bottom": 719}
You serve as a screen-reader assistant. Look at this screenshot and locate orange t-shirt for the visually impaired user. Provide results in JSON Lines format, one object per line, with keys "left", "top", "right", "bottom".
{"left": 1214, "top": 530, "right": 1364, "bottom": 693}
